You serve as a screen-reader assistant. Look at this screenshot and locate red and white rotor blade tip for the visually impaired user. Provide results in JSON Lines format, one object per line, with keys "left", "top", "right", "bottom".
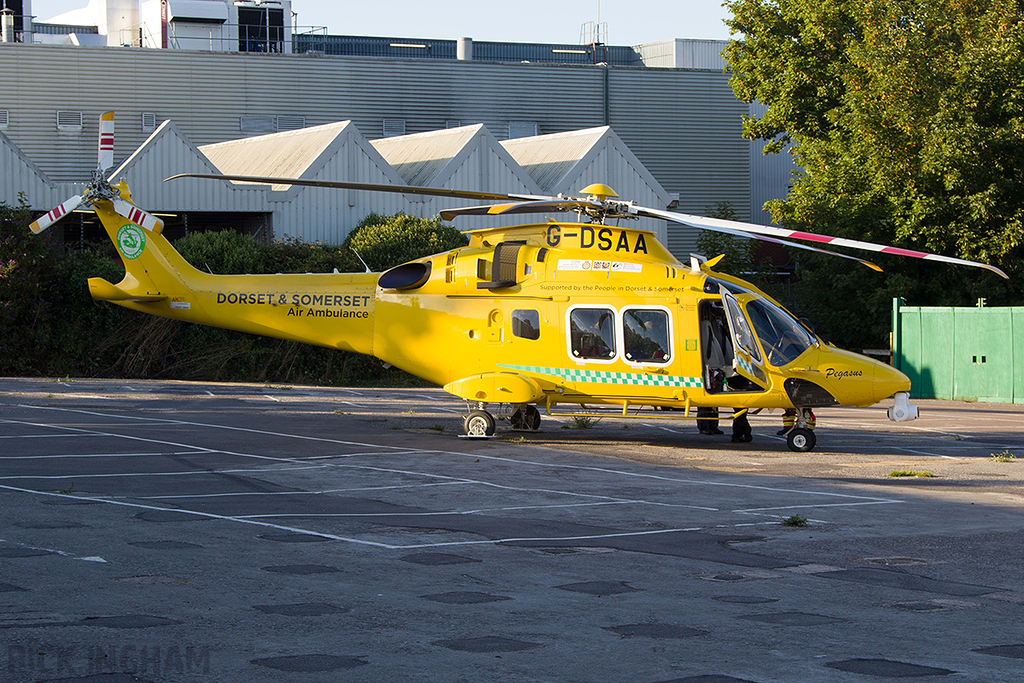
{"left": 111, "top": 197, "right": 164, "bottom": 232}
{"left": 643, "top": 208, "right": 1009, "bottom": 279}
{"left": 29, "top": 195, "right": 85, "bottom": 234}
{"left": 97, "top": 111, "right": 115, "bottom": 171}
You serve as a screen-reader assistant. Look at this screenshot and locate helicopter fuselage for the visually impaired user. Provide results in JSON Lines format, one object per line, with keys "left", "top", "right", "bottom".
{"left": 89, "top": 192, "right": 909, "bottom": 423}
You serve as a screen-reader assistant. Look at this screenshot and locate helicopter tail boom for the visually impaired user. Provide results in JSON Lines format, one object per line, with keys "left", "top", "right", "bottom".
{"left": 88, "top": 192, "right": 377, "bottom": 356}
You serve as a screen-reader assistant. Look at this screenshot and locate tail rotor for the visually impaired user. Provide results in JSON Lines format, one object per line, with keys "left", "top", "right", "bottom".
{"left": 29, "top": 111, "right": 164, "bottom": 235}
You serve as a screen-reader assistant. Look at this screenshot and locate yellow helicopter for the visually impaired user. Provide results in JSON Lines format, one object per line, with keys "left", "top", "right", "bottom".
{"left": 30, "top": 113, "right": 1007, "bottom": 451}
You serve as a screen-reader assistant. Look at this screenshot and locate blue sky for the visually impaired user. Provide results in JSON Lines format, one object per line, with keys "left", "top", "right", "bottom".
{"left": 35, "top": 1, "right": 734, "bottom": 46}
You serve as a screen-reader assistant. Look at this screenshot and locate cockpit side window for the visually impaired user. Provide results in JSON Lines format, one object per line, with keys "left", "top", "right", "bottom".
{"left": 723, "top": 294, "right": 762, "bottom": 364}
{"left": 746, "top": 299, "right": 816, "bottom": 366}
{"left": 623, "top": 308, "right": 670, "bottom": 364}
{"left": 569, "top": 307, "right": 616, "bottom": 360}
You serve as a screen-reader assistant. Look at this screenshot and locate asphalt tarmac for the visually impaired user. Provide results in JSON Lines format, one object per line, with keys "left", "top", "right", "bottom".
{"left": 1, "top": 377, "right": 1022, "bottom": 682}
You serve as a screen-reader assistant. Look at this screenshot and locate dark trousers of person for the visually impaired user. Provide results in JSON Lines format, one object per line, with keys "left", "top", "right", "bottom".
{"left": 697, "top": 407, "right": 722, "bottom": 435}
{"left": 731, "top": 410, "right": 752, "bottom": 442}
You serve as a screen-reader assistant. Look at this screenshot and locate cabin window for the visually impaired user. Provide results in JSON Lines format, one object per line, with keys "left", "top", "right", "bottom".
{"left": 512, "top": 310, "right": 540, "bottom": 340}
{"left": 569, "top": 307, "right": 616, "bottom": 360}
{"left": 623, "top": 308, "right": 670, "bottom": 364}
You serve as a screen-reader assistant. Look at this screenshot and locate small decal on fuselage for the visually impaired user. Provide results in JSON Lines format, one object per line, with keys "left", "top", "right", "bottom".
{"left": 116, "top": 224, "right": 146, "bottom": 260}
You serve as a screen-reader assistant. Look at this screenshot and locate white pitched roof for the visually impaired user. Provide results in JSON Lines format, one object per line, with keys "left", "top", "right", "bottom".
{"left": 200, "top": 122, "right": 354, "bottom": 188}
{"left": 370, "top": 125, "right": 484, "bottom": 186}
{"left": 501, "top": 127, "right": 610, "bottom": 193}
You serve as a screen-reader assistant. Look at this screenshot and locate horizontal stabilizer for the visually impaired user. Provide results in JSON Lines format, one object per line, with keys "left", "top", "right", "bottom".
{"left": 88, "top": 277, "right": 166, "bottom": 303}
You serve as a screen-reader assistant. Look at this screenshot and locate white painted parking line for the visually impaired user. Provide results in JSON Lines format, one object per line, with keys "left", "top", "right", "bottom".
{"left": 0, "top": 536, "right": 107, "bottom": 563}
{"left": 893, "top": 447, "right": 963, "bottom": 459}
{"left": 0, "top": 451, "right": 207, "bottom": 460}
{"left": 139, "top": 481, "right": 470, "bottom": 500}
{"left": 17, "top": 404, "right": 420, "bottom": 452}
{"left": 0, "top": 397, "right": 920, "bottom": 557}
{"left": 0, "top": 433, "right": 110, "bottom": 439}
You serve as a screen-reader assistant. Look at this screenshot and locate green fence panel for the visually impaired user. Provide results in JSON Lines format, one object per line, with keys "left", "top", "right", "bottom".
{"left": 893, "top": 299, "right": 1022, "bottom": 403}
{"left": 953, "top": 308, "right": 1013, "bottom": 402}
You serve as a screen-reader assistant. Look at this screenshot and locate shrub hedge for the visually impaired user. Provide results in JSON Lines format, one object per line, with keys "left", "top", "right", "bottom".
{"left": 0, "top": 202, "right": 467, "bottom": 386}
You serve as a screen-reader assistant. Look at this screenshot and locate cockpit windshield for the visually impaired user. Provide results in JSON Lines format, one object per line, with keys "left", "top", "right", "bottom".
{"left": 745, "top": 298, "right": 817, "bottom": 366}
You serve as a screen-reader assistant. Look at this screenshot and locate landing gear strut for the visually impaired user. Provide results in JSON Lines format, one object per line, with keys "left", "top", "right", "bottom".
{"left": 510, "top": 404, "right": 541, "bottom": 431}
{"left": 784, "top": 408, "right": 817, "bottom": 452}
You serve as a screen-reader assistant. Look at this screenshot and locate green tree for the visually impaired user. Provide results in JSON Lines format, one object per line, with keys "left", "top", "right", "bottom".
{"left": 724, "top": 0, "right": 1024, "bottom": 347}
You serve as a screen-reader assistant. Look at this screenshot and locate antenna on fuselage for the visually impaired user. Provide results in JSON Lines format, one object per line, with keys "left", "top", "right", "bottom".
{"left": 351, "top": 249, "right": 372, "bottom": 274}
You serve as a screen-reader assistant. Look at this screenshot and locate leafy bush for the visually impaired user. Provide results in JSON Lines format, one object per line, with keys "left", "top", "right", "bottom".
{"left": 344, "top": 213, "right": 468, "bottom": 271}
{"left": 0, "top": 196, "right": 64, "bottom": 374}
{"left": 174, "top": 229, "right": 268, "bottom": 275}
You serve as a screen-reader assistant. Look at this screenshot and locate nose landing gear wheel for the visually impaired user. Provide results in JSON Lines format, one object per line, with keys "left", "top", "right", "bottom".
{"left": 786, "top": 427, "right": 816, "bottom": 452}
{"left": 464, "top": 410, "right": 496, "bottom": 437}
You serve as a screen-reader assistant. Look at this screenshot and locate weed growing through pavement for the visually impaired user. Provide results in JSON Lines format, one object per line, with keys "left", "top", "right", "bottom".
{"left": 889, "top": 470, "right": 936, "bottom": 478}
{"left": 563, "top": 415, "right": 600, "bottom": 429}
{"left": 991, "top": 450, "right": 1017, "bottom": 463}
{"left": 782, "top": 514, "right": 808, "bottom": 527}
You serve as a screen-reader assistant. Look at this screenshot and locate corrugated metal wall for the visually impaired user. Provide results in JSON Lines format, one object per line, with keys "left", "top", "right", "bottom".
{"left": 1, "top": 43, "right": 753, "bottom": 254}
{"left": 748, "top": 102, "right": 798, "bottom": 226}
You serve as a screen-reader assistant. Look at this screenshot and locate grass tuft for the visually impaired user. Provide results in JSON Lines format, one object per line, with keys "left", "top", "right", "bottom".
{"left": 782, "top": 514, "right": 808, "bottom": 527}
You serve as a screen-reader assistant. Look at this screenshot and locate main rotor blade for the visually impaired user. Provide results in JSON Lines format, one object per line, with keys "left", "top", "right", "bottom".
{"left": 707, "top": 222, "right": 882, "bottom": 272}
{"left": 97, "top": 111, "right": 115, "bottom": 172}
{"left": 29, "top": 195, "right": 85, "bottom": 234}
{"left": 440, "top": 199, "right": 630, "bottom": 221}
{"left": 166, "top": 173, "right": 546, "bottom": 203}
{"left": 640, "top": 207, "right": 1009, "bottom": 279}
{"left": 111, "top": 197, "right": 164, "bottom": 232}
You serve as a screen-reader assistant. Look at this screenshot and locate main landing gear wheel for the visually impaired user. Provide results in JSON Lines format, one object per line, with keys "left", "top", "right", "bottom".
{"left": 464, "top": 410, "right": 496, "bottom": 437}
{"left": 510, "top": 405, "right": 541, "bottom": 431}
{"left": 786, "top": 427, "right": 816, "bottom": 452}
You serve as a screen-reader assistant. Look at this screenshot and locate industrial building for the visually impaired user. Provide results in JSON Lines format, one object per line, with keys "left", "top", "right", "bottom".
{"left": 0, "top": 0, "right": 793, "bottom": 257}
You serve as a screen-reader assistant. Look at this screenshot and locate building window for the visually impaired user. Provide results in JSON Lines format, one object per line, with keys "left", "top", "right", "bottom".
{"left": 239, "top": 115, "right": 275, "bottom": 133}
{"left": 508, "top": 121, "right": 538, "bottom": 139}
{"left": 142, "top": 112, "right": 156, "bottom": 132}
{"left": 237, "top": 6, "right": 284, "bottom": 53}
{"left": 0, "top": 110, "right": 8, "bottom": 130}
{"left": 382, "top": 119, "right": 406, "bottom": 137}
{"left": 445, "top": 120, "right": 462, "bottom": 129}
{"left": 56, "top": 110, "right": 83, "bottom": 131}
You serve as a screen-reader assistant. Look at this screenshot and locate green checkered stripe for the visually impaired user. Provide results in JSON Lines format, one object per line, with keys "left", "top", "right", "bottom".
{"left": 499, "top": 364, "right": 703, "bottom": 388}
{"left": 735, "top": 355, "right": 754, "bottom": 376}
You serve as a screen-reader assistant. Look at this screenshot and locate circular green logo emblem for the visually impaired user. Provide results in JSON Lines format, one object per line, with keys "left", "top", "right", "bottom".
{"left": 117, "top": 224, "right": 146, "bottom": 260}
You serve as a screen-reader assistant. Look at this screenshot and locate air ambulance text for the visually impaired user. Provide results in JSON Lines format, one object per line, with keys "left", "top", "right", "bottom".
{"left": 216, "top": 293, "right": 372, "bottom": 307}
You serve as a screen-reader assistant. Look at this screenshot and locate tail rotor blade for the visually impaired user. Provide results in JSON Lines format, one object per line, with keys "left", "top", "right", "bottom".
{"left": 97, "top": 111, "right": 115, "bottom": 172}
{"left": 111, "top": 197, "right": 164, "bottom": 232}
{"left": 29, "top": 195, "right": 85, "bottom": 234}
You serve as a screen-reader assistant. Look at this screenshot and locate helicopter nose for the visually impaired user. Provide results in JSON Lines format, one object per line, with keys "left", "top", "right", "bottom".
{"left": 873, "top": 360, "right": 912, "bottom": 402}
